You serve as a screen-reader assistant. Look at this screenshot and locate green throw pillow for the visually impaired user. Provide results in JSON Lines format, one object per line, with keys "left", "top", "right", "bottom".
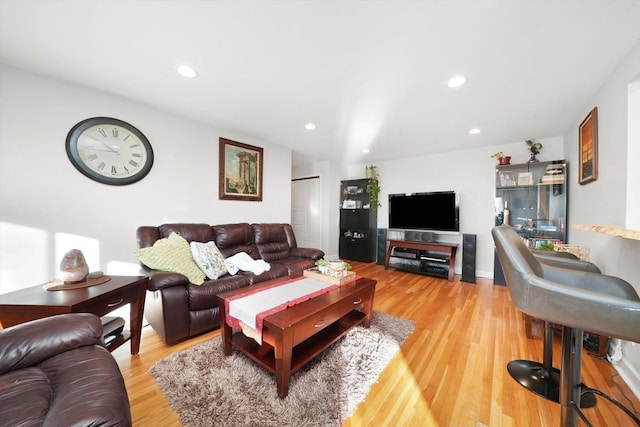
{"left": 136, "top": 232, "right": 206, "bottom": 285}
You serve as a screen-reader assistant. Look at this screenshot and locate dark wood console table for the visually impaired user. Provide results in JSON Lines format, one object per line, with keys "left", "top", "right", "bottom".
{"left": 0, "top": 275, "right": 148, "bottom": 355}
{"left": 384, "top": 239, "right": 458, "bottom": 281}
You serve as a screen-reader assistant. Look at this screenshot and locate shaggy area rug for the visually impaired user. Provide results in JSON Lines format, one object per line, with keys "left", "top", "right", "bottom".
{"left": 150, "top": 311, "right": 415, "bottom": 427}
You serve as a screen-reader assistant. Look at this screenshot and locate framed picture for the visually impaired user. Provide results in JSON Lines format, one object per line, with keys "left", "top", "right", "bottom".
{"left": 579, "top": 107, "right": 598, "bottom": 185}
{"left": 518, "top": 172, "right": 533, "bottom": 186}
{"left": 499, "top": 171, "right": 516, "bottom": 187}
{"left": 219, "top": 138, "right": 263, "bottom": 201}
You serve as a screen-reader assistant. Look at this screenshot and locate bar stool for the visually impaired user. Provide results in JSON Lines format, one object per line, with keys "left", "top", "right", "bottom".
{"left": 492, "top": 225, "right": 640, "bottom": 426}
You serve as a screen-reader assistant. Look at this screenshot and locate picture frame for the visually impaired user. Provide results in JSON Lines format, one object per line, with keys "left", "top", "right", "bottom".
{"left": 219, "top": 138, "right": 263, "bottom": 201}
{"left": 518, "top": 172, "right": 533, "bottom": 186}
{"left": 499, "top": 171, "right": 516, "bottom": 187}
{"left": 579, "top": 107, "right": 598, "bottom": 185}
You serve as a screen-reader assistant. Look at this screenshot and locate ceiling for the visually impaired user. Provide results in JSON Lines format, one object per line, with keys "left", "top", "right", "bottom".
{"left": 2, "top": 1, "right": 640, "bottom": 168}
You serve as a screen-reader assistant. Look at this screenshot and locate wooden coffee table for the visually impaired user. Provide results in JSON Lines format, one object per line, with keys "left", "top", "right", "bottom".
{"left": 217, "top": 275, "right": 377, "bottom": 398}
{"left": 0, "top": 275, "right": 148, "bottom": 355}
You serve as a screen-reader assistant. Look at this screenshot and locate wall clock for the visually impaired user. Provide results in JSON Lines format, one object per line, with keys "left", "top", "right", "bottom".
{"left": 66, "top": 117, "right": 154, "bottom": 185}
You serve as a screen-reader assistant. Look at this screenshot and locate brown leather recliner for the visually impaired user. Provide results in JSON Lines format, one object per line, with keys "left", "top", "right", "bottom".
{"left": 0, "top": 313, "right": 131, "bottom": 426}
{"left": 136, "top": 223, "right": 324, "bottom": 344}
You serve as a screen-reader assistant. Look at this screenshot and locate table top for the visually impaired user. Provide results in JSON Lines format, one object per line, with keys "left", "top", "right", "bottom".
{"left": 218, "top": 275, "right": 376, "bottom": 331}
{"left": 0, "top": 275, "right": 148, "bottom": 308}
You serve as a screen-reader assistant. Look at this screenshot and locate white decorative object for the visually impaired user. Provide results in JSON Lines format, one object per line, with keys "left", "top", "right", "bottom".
{"left": 59, "top": 249, "right": 89, "bottom": 283}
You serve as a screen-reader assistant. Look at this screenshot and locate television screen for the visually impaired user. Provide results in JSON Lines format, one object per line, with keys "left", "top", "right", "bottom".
{"left": 388, "top": 191, "right": 459, "bottom": 232}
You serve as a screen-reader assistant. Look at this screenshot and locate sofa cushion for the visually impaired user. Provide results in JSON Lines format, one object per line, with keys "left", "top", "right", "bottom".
{"left": 256, "top": 242, "right": 291, "bottom": 262}
{"left": 0, "top": 368, "right": 49, "bottom": 425}
{"left": 214, "top": 223, "right": 260, "bottom": 259}
{"left": 190, "top": 241, "right": 228, "bottom": 279}
{"left": 187, "top": 276, "right": 249, "bottom": 311}
{"left": 158, "top": 223, "right": 215, "bottom": 243}
{"left": 136, "top": 232, "right": 205, "bottom": 285}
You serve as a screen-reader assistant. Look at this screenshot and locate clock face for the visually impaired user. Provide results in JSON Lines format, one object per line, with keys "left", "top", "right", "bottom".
{"left": 66, "top": 117, "right": 154, "bottom": 185}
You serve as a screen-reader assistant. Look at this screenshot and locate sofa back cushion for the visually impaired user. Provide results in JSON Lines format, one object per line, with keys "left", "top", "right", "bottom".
{"left": 158, "top": 223, "right": 215, "bottom": 243}
{"left": 252, "top": 224, "right": 292, "bottom": 261}
{"left": 213, "top": 223, "right": 259, "bottom": 259}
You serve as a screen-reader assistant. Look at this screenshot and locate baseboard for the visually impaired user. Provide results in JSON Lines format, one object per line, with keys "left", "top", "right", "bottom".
{"left": 613, "top": 350, "right": 640, "bottom": 401}
{"left": 476, "top": 270, "right": 493, "bottom": 279}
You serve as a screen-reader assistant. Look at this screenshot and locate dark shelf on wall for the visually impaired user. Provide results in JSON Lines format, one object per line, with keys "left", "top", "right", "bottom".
{"left": 339, "top": 178, "right": 377, "bottom": 262}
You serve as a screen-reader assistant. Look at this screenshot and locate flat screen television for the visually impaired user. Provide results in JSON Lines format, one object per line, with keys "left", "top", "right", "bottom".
{"left": 388, "top": 191, "right": 459, "bottom": 232}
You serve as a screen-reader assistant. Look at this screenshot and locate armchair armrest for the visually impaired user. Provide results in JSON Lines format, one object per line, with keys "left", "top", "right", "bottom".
{"left": 0, "top": 313, "right": 103, "bottom": 375}
{"left": 291, "top": 247, "right": 324, "bottom": 261}
{"left": 147, "top": 271, "right": 190, "bottom": 291}
{"left": 528, "top": 274, "right": 640, "bottom": 343}
{"left": 535, "top": 252, "right": 601, "bottom": 273}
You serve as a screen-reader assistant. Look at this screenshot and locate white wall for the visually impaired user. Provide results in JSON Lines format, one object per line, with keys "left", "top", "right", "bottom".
{"left": 0, "top": 65, "right": 292, "bottom": 293}
{"left": 564, "top": 39, "right": 640, "bottom": 399}
{"left": 295, "top": 137, "right": 564, "bottom": 277}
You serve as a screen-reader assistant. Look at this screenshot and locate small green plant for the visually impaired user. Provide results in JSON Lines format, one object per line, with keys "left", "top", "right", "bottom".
{"left": 315, "top": 258, "right": 328, "bottom": 267}
{"left": 343, "top": 262, "right": 352, "bottom": 271}
{"left": 538, "top": 241, "right": 555, "bottom": 251}
{"left": 365, "top": 164, "right": 381, "bottom": 207}
{"left": 491, "top": 152, "right": 504, "bottom": 159}
{"left": 526, "top": 140, "right": 542, "bottom": 155}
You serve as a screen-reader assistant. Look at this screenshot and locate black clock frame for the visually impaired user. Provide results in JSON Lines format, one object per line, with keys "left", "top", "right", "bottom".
{"left": 66, "top": 117, "right": 154, "bottom": 185}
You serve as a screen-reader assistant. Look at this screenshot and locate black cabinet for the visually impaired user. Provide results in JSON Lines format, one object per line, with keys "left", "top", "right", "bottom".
{"left": 339, "top": 178, "right": 377, "bottom": 262}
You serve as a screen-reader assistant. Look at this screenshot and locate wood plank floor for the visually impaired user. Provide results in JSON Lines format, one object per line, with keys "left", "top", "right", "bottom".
{"left": 112, "top": 262, "right": 640, "bottom": 426}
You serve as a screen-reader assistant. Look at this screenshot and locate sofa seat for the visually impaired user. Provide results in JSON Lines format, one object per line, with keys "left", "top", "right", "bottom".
{"left": 137, "top": 222, "right": 324, "bottom": 344}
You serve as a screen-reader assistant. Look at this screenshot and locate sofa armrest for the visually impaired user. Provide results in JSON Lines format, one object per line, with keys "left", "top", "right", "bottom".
{"left": 291, "top": 247, "right": 325, "bottom": 261}
{"left": 147, "top": 271, "right": 190, "bottom": 291}
{"left": 0, "top": 313, "right": 103, "bottom": 375}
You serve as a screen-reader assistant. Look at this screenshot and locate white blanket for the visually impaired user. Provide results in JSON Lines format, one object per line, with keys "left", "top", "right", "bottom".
{"left": 224, "top": 252, "right": 271, "bottom": 275}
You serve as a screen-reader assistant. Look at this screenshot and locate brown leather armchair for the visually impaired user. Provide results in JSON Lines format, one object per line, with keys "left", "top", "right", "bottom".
{"left": 0, "top": 313, "right": 131, "bottom": 426}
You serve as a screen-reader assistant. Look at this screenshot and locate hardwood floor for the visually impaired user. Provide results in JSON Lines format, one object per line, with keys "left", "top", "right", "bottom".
{"left": 112, "top": 262, "right": 640, "bottom": 426}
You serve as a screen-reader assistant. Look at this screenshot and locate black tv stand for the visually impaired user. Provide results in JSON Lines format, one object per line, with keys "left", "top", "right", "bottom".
{"left": 384, "top": 239, "right": 458, "bottom": 281}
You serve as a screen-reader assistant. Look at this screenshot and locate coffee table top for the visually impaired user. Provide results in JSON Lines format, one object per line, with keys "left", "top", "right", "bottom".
{"left": 217, "top": 275, "right": 376, "bottom": 331}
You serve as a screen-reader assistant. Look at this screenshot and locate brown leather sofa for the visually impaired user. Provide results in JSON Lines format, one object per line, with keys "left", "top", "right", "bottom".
{"left": 136, "top": 223, "right": 324, "bottom": 344}
{"left": 0, "top": 313, "right": 131, "bottom": 426}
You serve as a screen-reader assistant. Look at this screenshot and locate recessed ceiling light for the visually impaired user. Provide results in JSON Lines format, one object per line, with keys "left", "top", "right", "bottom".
{"left": 362, "top": 148, "right": 370, "bottom": 153}
{"left": 468, "top": 128, "right": 481, "bottom": 135}
{"left": 305, "top": 123, "right": 317, "bottom": 130}
{"left": 447, "top": 75, "right": 467, "bottom": 88}
{"left": 177, "top": 65, "right": 198, "bottom": 78}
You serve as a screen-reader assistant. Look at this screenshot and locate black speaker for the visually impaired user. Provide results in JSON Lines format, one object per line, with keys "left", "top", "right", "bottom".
{"left": 461, "top": 233, "right": 476, "bottom": 283}
{"left": 405, "top": 231, "right": 434, "bottom": 242}
{"left": 420, "top": 232, "right": 435, "bottom": 242}
{"left": 376, "top": 228, "right": 387, "bottom": 265}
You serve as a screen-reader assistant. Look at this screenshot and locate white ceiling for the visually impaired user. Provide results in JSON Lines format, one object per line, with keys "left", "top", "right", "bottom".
{"left": 2, "top": 1, "right": 640, "bottom": 167}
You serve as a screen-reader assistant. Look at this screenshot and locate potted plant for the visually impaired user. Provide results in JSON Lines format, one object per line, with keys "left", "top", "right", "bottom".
{"left": 315, "top": 258, "right": 328, "bottom": 274}
{"left": 342, "top": 262, "right": 352, "bottom": 277}
{"left": 365, "top": 165, "right": 381, "bottom": 207}
{"left": 526, "top": 140, "right": 542, "bottom": 162}
{"left": 491, "top": 152, "right": 511, "bottom": 165}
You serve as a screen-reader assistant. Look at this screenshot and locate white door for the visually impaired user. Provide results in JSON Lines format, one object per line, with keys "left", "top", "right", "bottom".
{"left": 291, "top": 176, "right": 322, "bottom": 250}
